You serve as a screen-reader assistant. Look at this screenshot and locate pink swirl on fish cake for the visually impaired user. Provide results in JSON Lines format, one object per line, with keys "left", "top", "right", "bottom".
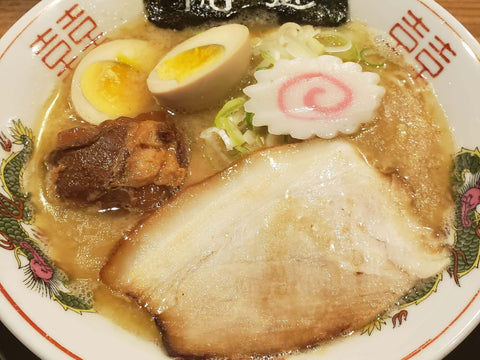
{"left": 277, "top": 72, "right": 354, "bottom": 121}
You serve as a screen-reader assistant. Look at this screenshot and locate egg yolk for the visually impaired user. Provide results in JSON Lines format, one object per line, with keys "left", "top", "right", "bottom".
{"left": 156, "top": 45, "right": 225, "bottom": 82}
{"left": 81, "top": 60, "right": 155, "bottom": 118}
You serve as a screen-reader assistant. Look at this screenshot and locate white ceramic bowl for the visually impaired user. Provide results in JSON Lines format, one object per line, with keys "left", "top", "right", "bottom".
{"left": 0, "top": 0, "right": 479, "bottom": 359}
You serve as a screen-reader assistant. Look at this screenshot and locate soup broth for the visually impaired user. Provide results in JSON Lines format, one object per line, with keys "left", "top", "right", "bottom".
{"left": 25, "top": 15, "right": 455, "bottom": 346}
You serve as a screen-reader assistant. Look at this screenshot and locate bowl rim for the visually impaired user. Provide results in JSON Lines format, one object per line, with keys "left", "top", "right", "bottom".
{"left": 0, "top": 1, "right": 479, "bottom": 359}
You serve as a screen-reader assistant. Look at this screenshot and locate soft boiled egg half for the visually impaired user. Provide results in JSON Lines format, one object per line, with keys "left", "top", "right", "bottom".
{"left": 147, "top": 24, "right": 251, "bottom": 112}
{"left": 71, "top": 39, "right": 161, "bottom": 125}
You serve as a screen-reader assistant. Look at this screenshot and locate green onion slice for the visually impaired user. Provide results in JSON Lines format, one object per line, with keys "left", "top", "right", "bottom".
{"left": 335, "top": 44, "right": 360, "bottom": 62}
{"left": 360, "top": 48, "right": 387, "bottom": 68}
{"left": 245, "top": 112, "right": 254, "bottom": 130}
{"left": 260, "top": 50, "right": 276, "bottom": 65}
{"left": 214, "top": 98, "right": 247, "bottom": 147}
{"left": 315, "top": 32, "right": 352, "bottom": 53}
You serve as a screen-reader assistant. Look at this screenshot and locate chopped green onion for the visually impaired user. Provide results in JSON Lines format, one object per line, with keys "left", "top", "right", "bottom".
{"left": 245, "top": 112, "right": 254, "bottom": 130}
{"left": 214, "top": 98, "right": 248, "bottom": 147}
{"left": 200, "top": 127, "right": 234, "bottom": 150}
{"left": 214, "top": 97, "right": 246, "bottom": 126}
{"left": 315, "top": 32, "right": 352, "bottom": 53}
{"left": 260, "top": 50, "right": 276, "bottom": 65}
{"left": 335, "top": 44, "right": 360, "bottom": 62}
{"left": 217, "top": 119, "right": 245, "bottom": 148}
{"left": 360, "top": 48, "right": 387, "bottom": 68}
{"left": 234, "top": 144, "right": 250, "bottom": 154}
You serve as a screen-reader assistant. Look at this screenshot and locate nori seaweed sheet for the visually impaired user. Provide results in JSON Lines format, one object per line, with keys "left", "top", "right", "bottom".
{"left": 144, "top": 0, "right": 349, "bottom": 30}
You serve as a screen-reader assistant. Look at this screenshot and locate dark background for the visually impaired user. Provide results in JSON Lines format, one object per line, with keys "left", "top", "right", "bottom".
{"left": 0, "top": 0, "right": 479, "bottom": 359}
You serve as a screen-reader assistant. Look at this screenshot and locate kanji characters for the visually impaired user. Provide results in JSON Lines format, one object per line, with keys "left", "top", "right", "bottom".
{"left": 389, "top": 10, "right": 456, "bottom": 78}
{"left": 30, "top": 3, "right": 104, "bottom": 76}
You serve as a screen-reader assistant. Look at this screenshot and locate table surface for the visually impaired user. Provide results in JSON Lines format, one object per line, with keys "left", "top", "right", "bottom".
{"left": 0, "top": 0, "right": 479, "bottom": 359}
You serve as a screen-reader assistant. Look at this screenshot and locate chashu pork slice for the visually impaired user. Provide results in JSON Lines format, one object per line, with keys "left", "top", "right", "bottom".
{"left": 101, "top": 139, "right": 450, "bottom": 359}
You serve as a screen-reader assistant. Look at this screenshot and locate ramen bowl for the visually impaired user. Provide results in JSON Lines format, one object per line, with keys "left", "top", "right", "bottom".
{"left": 0, "top": 0, "right": 479, "bottom": 359}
